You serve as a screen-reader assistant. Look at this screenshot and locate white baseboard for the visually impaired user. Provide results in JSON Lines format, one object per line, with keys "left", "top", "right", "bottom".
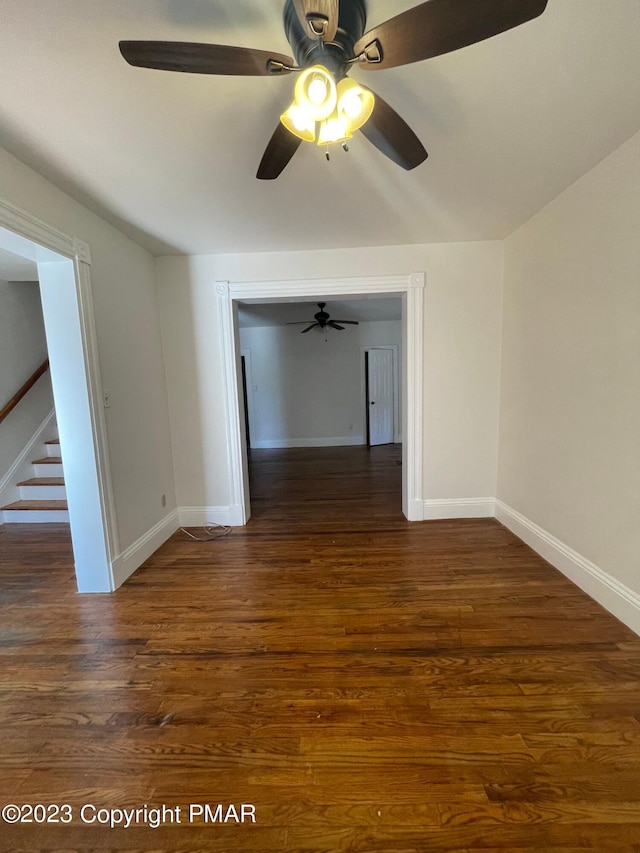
{"left": 495, "top": 500, "right": 640, "bottom": 637}
{"left": 422, "top": 497, "right": 496, "bottom": 521}
{"left": 251, "top": 436, "right": 364, "bottom": 449}
{"left": 406, "top": 498, "right": 425, "bottom": 522}
{"left": 178, "top": 504, "right": 244, "bottom": 528}
{"left": 111, "top": 509, "right": 180, "bottom": 589}
{"left": 0, "top": 408, "right": 56, "bottom": 517}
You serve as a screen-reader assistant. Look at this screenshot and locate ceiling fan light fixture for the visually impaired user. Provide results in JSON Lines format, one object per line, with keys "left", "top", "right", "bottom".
{"left": 294, "top": 65, "right": 337, "bottom": 121}
{"left": 280, "top": 103, "right": 316, "bottom": 141}
{"left": 120, "top": 0, "right": 550, "bottom": 178}
{"left": 336, "top": 78, "right": 375, "bottom": 132}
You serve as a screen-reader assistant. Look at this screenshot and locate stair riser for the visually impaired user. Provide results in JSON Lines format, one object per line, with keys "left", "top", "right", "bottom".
{"left": 1, "top": 510, "right": 70, "bottom": 523}
{"left": 0, "top": 420, "right": 64, "bottom": 524}
{"left": 18, "top": 485, "right": 67, "bottom": 500}
{"left": 33, "top": 463, "right": 63, "bottom": 478}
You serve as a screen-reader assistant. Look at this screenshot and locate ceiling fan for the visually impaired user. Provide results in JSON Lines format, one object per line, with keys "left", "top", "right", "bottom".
{"left": 287, "top": 302, "right": 360, "bottom": 333}
{"left": 119, "top": 0, "right": 548, "bottom": 180}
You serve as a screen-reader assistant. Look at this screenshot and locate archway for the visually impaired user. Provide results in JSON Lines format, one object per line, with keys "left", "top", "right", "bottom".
{"left": 216, "top": 272, "right": 425, "bottom": 524}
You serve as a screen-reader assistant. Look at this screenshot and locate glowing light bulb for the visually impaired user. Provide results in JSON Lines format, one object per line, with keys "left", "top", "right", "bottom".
{"left": 290, "top": 106, "right": 310, "bottom": 132}
{"left": 293, "top": 66, "right": 337, "bottom": 122}
{"left": 341, "top": 90, "right": 363, "bottom": 120}
{"left": 280, "top": 103, "right": 316, "bottom": 142}
{"left": 308, "top": 76, "right": 328, "bottom": 105}
{"left": 336, "top": 78, "right": 375, "bottom": 133}
{"left": 317, "top": 111, "right": 351, "bottom": 146}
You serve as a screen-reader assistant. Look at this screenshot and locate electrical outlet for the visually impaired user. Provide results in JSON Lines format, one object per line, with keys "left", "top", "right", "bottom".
{"left": 103, "top": 390, "right": 111, "bottom": 408}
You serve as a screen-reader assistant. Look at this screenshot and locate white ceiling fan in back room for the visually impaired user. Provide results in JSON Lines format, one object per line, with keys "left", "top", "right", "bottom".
{"left": 119, "top": 0, "right": 549, "bottom": 179}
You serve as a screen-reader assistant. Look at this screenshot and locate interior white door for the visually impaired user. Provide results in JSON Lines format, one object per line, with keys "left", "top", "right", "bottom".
{"left": 367, "top": 348, "right": 395, "bottom": 446}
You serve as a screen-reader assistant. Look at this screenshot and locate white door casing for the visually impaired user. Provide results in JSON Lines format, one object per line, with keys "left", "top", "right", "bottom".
{"left": 0, "top": 196, "right": 118, "bottom": 592}
{"left": 217, "top": 273, "right": 425, "bottom": 522}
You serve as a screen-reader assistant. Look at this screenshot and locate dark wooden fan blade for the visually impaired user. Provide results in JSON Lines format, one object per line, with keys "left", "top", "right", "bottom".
{"left": 354, "top": 0, "right": 548, "bottom": 70}
{"left": 360, "top": 91, "right": 428, "bottom": 170}
{"left": 119, "top": 41, "right": 295, "bottom": 76}
{"left": 328, "top": 322, "right": 345, "bottom": 330}
{"left": 257, "top": 123, "right": 303, "bottom": 180}
{"left": 333, "top": 320, "right": 359, "bottom": 325}
{"left": 292, "top": 0, "right": 339, "bottom": 41}
{"left": 301, "top": 323, "right": 319, "bottom": 333}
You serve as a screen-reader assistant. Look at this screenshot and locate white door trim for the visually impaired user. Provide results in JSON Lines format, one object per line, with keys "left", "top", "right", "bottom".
{"left": 0, "top": 196, "right": 118, "bottom": 592}
{"left": 217, "top": 273, "right": 425, "bottom": 522}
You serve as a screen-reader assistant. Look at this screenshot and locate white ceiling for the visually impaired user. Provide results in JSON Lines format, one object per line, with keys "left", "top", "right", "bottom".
{"left": 1, "top": 1, "right": 639, "bottom": 257}
{"left": 0, "top": 247, "right": 38, "bottom": 281}
{"left": 237, "top": 296, "right": 401, "bottom": 326}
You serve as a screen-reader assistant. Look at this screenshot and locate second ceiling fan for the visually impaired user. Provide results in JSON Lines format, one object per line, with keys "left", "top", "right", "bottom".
{"left": 120, "top": 0, "right": 549, "bottom": 179}
{"left": 287, "top": 303, "right": 359, "bottom": 333}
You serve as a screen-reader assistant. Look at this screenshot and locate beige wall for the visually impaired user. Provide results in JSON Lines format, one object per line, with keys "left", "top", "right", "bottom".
{"left": 498, "top": 129, "right": 640, "bottom": 594}
{"left": 157, "top": 241, "right": 504, "bottom": 511}
{"left": 240, "top": 320, "right": 402, "bottom": 447}
{"left": 0, "top": 146, "right": 176, "bottom": 551}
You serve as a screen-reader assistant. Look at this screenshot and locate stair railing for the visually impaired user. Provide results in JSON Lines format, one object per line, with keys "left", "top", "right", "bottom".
{"left": 0, "top": 359, "right": 50, "bottom": 426}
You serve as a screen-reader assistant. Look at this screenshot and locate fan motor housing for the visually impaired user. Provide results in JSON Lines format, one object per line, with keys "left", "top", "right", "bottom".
{"left": 283, "top": 0, "right": 367, "bottom": 77}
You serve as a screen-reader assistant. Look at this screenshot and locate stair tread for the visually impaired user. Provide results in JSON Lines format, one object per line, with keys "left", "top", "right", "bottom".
{"left": 31, "top": 457, "right": 62, "bottom": 464}
{"left": 45, "top": 439, "right": 60, "bottom": 445}
{"left": 2, "top": 500, "right": 68, "bottom": 511}
{"left": 17, "top": 477, "right": 65, "bottom": 487}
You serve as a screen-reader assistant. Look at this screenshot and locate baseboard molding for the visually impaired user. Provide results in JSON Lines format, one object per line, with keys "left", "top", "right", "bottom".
{"left": 0, "top": 408, "right": 56, "bottom": 517}
{"left": 111, "top": 509, "right": 179, "bottom": 590}
{"left": 495, "top": 500, "right": 640, "bottom": 637}
{"left": 422, "top": 497, "right": 496, "bottom": 521}
{"left": 251, "top": 436, "right": 364, "bottom": 449}
{"left": 111, "top": 504, "right": 242, "bottom": 588}
{"left": 406, "top": 498, "right": 425, "bottom": 522}
{"left": 178, "top": 505, "right": 245, "bottom": 528}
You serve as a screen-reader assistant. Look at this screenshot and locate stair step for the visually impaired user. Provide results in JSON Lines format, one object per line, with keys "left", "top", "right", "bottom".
{"left": 2, "top": 500, "right": 68, "bottom": 511}
{"left": 17, "top": 477, "right": 66, "bottom": 500}
{"left": 17, "top": 478, "right": 65, "bottom": 487}
{"left": 45, "top": 439, "right": 61, "bottom": 457}
{"left": 1, "top": 499, "right": 69, "bottom": 524}
{"left": 45, "top": 439, "right": 60, "bottom": 445}
{"left": 32, "top": 457, "right": 63, "bottom": 477}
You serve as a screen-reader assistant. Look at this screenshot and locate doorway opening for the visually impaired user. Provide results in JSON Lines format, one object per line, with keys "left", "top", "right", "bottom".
{"left": 364, "top": 346, "right": 399, "bottom": 446}
{"left": 0, "top": 199, "right": 116, "bottom": 592}
{"left": 216, "top": 273, "right": 425, "bottom": 524}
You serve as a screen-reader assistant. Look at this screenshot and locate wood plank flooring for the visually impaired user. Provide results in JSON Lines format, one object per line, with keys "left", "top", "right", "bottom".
{"left": 1, "top": 444, "right": 640, "bottom": 851}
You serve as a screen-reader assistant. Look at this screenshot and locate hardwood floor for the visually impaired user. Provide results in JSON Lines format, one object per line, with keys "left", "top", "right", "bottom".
{"left": 1, "top": 444, "right": 640, "bottom": 851}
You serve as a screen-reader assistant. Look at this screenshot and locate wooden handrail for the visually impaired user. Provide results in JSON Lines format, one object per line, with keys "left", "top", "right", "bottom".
{"left": 0, "top": 359, "right": 50, "bottom": 426}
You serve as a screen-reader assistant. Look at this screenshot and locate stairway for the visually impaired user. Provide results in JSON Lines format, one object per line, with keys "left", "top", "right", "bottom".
{"left": 0, "top": 436, "right": 69, "bottom": 523}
